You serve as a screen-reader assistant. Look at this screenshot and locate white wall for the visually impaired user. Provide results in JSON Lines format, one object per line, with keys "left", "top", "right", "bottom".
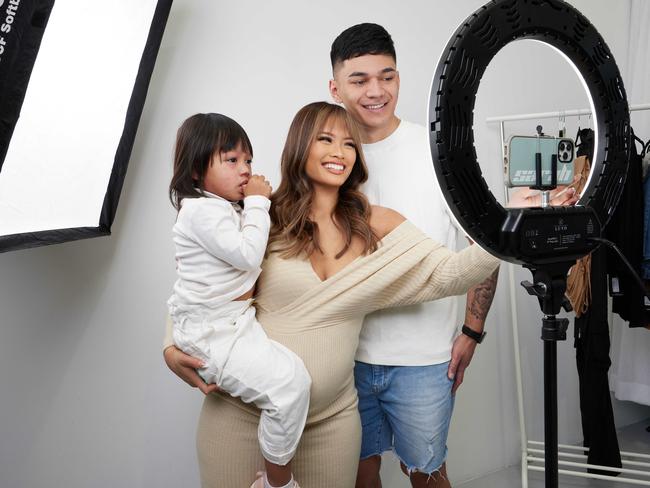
{"left": 0, "top": 1, "right": 648, "bottom": 487}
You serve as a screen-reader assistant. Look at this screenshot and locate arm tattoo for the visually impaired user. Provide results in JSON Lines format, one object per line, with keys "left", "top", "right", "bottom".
{"left": 466, "top": 268, "right": 499, "bottom": 322}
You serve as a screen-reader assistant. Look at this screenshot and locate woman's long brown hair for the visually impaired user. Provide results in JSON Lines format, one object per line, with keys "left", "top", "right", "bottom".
{"left": 269, "top": 102, "right": 378, "bottom": 259}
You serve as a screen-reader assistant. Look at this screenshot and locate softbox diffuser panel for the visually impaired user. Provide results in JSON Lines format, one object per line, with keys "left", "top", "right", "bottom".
{"left": 0, "top": 0, "right": 172, "bottom": 252}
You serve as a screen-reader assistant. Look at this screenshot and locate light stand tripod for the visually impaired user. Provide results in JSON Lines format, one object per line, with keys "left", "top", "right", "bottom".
{"left": 522, "top": 262, "right": 575, "bottom": 488}
{"left": 427, "top": 2, "right": 632, "bottom": 485}
{"left": 518, "top": 127, "right": 576, "bottom": 488}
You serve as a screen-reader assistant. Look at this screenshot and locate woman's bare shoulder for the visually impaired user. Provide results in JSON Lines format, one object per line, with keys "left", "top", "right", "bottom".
{"left": 370, "top": 205, "right": 407, "bottom": 239}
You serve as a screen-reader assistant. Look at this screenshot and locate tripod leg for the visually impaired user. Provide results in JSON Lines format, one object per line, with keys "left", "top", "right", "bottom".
{"left": 544, "top": 339, "right": 559, "bottom": 488}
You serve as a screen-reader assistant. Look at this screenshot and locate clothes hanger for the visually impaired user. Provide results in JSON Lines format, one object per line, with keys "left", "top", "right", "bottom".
{"left": 632, "top": 129, "right": 645, "bottom": 157}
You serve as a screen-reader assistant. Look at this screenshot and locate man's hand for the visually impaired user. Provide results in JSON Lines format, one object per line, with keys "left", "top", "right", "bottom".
{"left": 163, "top": 346, "right": 219, "bottom": 395}
{"left": 448, "top": 334, "right": 477, "bottom": 394}
{"left": 449, "top": 268, "right": 499, "bottom": 394}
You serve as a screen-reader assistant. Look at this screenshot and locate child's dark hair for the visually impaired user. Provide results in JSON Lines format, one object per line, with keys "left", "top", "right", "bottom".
{"left": 330, "top": 23, "right": 396, "bottom": 71}
{"left": 169, "top": 113, "right": 253, "bottom": 210}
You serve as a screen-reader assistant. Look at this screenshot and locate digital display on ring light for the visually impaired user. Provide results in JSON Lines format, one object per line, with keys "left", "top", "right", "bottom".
{"left": 0, "top": 0, "right": 173, "bottom": 253}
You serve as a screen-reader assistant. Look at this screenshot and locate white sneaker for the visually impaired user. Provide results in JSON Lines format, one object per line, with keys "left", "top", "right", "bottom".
{"left": 249, "top": 471, "right": 265, "bottom": 488}
{"left": 249, "top": 472, "right": 301, "bottom": 488}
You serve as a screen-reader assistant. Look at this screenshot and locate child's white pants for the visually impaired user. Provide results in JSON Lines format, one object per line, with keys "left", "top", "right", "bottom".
{"left": 171, "top": 299, "right": 311, "bottom": 465}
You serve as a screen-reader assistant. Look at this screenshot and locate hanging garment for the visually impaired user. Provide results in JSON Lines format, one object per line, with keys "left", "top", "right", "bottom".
{"left": 606, "top": 133, "right": 650, "bottom": 327}
{"left": 566, "top": 155, "right": 593, "bottom": 316}
{"left": 642, "top": 145, "right": 650, "bottom": 279}
{"left": 610, "top": 316, "right": 650, "bottom": 405}
{"left": 610, "top": 135, "right": 650, "bottom": 407}
{"left": 574, "top": 247, "right": 622, "bottom": 476}
{"left": 575, "top": 128, "right": 595, "bottom": 161}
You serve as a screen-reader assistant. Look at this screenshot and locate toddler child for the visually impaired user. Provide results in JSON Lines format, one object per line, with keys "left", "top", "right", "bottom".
{"left": 167, "top": 113, "right": 310, "bottom": 488}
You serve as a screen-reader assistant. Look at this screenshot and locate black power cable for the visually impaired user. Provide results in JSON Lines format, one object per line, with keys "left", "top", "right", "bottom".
{"left": 588, "top": 237, "right": 650, "bottom": 302}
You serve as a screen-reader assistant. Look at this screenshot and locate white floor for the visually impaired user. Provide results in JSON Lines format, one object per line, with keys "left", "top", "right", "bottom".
{"left": 458, "top": 419, "right": 650, "bottom": 488}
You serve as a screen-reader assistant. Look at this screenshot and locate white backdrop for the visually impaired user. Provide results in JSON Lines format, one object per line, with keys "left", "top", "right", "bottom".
{"left": 0, "top": 1, "right": 648, "bottom": 487}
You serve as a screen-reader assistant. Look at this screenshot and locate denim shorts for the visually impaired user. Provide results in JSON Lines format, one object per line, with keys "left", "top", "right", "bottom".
{"left": 354, "top": 360, "right": 455, "bottom": 474}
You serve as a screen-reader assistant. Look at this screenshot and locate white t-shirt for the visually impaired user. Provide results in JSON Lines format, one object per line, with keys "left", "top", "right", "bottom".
{"left": 168, "top": 192, "right": 270, "bottom": 313}
{"left": 356, "top": 119, "right": 460, "bottom": 366}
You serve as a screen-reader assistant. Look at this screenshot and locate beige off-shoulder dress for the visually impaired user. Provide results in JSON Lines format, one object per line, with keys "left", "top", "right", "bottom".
{"left": 164, "top": 221, "right": 499, "bottom": 487}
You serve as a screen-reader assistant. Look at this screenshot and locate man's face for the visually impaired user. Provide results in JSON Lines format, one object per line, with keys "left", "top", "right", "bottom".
{"left": 329, "top": 54, "right": 399, "bottom": 141}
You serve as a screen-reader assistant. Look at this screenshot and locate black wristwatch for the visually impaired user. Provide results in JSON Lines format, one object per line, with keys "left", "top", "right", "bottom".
{"left": 461, "top": 324, "right": 486, "bottom": 344}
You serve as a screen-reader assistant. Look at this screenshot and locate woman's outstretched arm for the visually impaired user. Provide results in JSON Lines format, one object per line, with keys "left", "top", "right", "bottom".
{"left": 356, "top": 207, "right": 500, "bottom": 314}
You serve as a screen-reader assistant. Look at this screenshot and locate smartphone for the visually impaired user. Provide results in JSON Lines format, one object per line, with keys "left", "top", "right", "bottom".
{"left": 504, "top": 135, "right": 575, "bottom": 187}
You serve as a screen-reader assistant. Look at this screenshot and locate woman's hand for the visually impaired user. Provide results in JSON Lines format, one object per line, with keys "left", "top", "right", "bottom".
{"left": 163, "top": 346, "right": 219, "bottom": 395}
{"left": 507, "top": 185, "right": 579, "bottom": 208}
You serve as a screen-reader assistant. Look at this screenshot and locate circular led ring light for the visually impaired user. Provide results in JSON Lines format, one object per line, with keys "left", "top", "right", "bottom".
{"left": 428, "top": 0, "right": 630, "bottom": 266}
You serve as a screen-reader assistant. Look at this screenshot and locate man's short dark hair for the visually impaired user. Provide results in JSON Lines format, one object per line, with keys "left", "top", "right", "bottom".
{"left": 330, "top": 23, "right": 396, "bottom": 70}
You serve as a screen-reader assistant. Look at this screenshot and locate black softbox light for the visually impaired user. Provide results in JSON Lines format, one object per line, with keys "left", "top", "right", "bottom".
{"left": 0, "top": 0, "right": 173, "bottom": 252}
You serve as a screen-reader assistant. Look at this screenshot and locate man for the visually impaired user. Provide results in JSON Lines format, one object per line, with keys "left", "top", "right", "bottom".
{"left": 328, "top": 23, "right": 499, "bottom": 488}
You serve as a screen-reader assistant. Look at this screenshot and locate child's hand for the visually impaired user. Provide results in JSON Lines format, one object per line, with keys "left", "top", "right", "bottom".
{"left": 243, "top": 174, "right": 272, "bottom": 198}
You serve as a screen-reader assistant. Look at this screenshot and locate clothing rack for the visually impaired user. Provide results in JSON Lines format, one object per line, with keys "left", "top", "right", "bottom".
{"left": 486, "top": 103, "right": 650, "bottom": 124}
{"left": 486, "top": 104, "right": 650, "bottom": 487}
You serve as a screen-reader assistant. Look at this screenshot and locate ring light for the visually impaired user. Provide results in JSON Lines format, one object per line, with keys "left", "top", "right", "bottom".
{"left": 428, "top": 3, "right": 632, "bottom": 486}
{"left": 428, "top": 0, "right": 629, "bottom": 267}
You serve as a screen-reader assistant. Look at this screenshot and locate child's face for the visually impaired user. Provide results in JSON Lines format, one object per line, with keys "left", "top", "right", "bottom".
{"left": 329, "top": 54, "right": 400, "bottom": 138}
{"left": 203, "top": 143, "right": 252, "bottom": 201}
{"left": 305, "top": 116, "right": 356, "bottom": 190}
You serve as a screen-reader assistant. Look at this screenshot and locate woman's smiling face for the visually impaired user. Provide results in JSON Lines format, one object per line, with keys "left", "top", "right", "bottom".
{"left": 305, "top": 116, "right": 357, "bottom": 190}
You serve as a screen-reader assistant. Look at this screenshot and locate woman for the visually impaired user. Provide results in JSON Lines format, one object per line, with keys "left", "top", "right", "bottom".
{"left": 164, "top": 101, "right": 501, "bottom": 487}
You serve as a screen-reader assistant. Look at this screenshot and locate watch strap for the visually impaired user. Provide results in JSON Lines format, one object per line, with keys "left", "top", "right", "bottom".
{"left": 462, "top": 324, "right": 486, "bottom": 344}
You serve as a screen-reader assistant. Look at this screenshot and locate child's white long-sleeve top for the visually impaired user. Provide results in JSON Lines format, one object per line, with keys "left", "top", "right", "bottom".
{"left": 169, "top": 191, "right": 271, "bottom": 312}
